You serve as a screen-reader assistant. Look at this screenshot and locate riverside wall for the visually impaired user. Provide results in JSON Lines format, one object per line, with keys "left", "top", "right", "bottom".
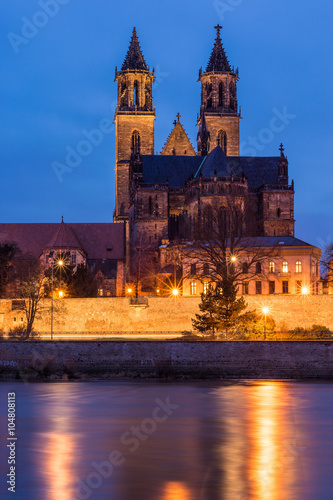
{"left": 1, "top": 341, "right": 333, "bottom": 379}
{"left": 1, "top": 296, "right": 333, "bottom": 333}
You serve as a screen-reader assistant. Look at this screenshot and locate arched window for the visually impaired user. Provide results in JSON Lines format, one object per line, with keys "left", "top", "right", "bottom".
{"left": 120, "top": 82, "right": 127, "bottom": 107}
{"left": 206, "top": 82, "right": 213, "bottom": 108}
{"left": 269, "top": 261, "right": 275, "bottom": 273}
{"left": 145, "top": 83, "right": 151, "bottom": 109}
{"left": 218, "top": 130, "right": 227, "bottom": 154}
{"left": 190, "top": 281, "right": 197, "bottom": 295}
{"left": 296, "top": 261, "right": 302, "bottom": 273}
{"left": 219, "top": 82, "right": 224, "bottom": 107}
{"left": 131, "top": 131, "right": 140, "bottom": 154}
{"left": 134, "top": 80, "right": 139, "bottom": 107}
{"left": 256, "top": 262, "right": 262, "bottom": 274}
{"left": 229, "top": 81, "right": 236, "bottom": 110}
{"left": 282, "top": 261, "right": 289, "bottom": 273}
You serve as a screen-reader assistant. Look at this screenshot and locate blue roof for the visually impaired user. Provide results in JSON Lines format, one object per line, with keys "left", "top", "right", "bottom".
{"left": 141, "top": 155, "right": 203, "bottom": 187}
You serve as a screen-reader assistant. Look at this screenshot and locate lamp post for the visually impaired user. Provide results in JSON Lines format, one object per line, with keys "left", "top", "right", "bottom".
{"left": 262, "top": 306, "right": 269, "bottom": 341}
{"left": 50, "top": 258, "right": 63, "bottom": 340}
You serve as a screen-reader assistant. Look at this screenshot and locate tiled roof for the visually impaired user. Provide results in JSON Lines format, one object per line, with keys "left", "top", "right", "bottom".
{"left": 197, "top": 145, "right": 231, "bottom": 177}
{"left": 0, "top": 223, "right": 125, "bottom": 260}
{"left": 184, "top": 236, "right": 320, "bottom": 250}
{"left": 121, "top": 27, "right": 148, "bottom": 71}
{"left": 141, "top": 155, "right": 204, "bottom": 187}
{"left": 46, "top": 221, "right": 82, "bottom": 250}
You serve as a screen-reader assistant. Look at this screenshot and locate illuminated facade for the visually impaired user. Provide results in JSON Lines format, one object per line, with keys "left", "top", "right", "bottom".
{"left": 114, "top": 27, "right": 321, "bottom": 295}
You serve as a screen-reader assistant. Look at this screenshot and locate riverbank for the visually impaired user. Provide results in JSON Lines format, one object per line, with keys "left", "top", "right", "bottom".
{"left": 1, "top": 341, "right": 333, "bottom": 380}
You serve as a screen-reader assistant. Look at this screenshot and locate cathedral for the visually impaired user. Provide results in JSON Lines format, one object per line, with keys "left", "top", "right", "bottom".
{"left": 114, "top": 26, "right": 294, "bottom": 240}
{"left": 113, "top": 26, "right": 321, "bottom": 296}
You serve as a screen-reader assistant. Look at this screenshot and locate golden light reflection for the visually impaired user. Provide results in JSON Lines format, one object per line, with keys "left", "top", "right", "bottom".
{"left": 45, "top": 433, "right": 74, "bottom": 500}
{"left": 247, "top": 383, "right": 297, "bottom": 500}
{"left": 162, "top": 481, "right": 191, "bottom": 500}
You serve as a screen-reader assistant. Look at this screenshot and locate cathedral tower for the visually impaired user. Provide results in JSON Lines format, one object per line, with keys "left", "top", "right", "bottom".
{"left": 197, "top": 25, "right": 241, "bottom": 156}
{"left": 114, "top": 28, "right": 155, "bottom": 221}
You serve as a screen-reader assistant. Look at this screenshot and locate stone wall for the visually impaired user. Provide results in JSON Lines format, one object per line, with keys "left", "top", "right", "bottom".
{"left": 1, "top": 295, "right": 333, "bottom": 333}
{"left": 1, "top": 341, "right": 333, "bottom": 379}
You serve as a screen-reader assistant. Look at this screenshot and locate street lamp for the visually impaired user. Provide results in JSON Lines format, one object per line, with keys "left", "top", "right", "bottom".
{"left": 262, "top": 306, "right": 270, "bottom": 340}
{"left": 172, "top": 288, "right": 179, "bottom": 296}
{"left": 51, "top": 258, "right": 64, "bottom": 340}
{"left": 226, "top": 254, "right": 237, "bottom": 278}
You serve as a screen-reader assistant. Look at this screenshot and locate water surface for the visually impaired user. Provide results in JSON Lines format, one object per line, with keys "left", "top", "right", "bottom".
{"left": 0, "top": 380, "right": 332, "bottom": 499}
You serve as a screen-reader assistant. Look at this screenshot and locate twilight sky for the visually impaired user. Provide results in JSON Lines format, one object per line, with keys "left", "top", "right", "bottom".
{"left": 1, "top": 0, "right": 332, "bottom": 249}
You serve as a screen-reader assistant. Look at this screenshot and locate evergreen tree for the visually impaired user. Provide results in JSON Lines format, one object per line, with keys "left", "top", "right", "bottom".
{"left": 193, "top": 279, "right": 247, "bottom": 337}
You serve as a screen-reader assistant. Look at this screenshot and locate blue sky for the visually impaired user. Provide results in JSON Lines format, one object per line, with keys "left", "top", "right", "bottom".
{"left": 1, "top": 0, "right": 332, "bottom": 249}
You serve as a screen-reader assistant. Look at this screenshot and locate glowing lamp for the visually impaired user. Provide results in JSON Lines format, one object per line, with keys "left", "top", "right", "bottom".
{"left": 262, "top": 306, "right": 269, "bottom": 315}
{"left": 58, "top": 291, "right": 64, "bottom": 298}
{"left": 58, "top": 260, "right": 64, "bottom": 266}
{"left": 301, "top": 286, "right": 310, "bottom": 295}
{"left": 230, "top": 255, "right": 237, "bottom": 262}
{"left": 172, "top": 288, "right": 179, "bottom": 296}
{"left": 127, "top": 288, "right": 132, "bottom": 294}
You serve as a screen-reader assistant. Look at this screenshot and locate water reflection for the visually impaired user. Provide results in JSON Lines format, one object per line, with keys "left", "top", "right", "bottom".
{"left": 0, "top": 381, "right": 331, "bottom": 500}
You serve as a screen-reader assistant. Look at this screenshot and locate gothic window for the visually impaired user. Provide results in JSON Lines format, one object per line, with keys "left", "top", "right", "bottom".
{"left": 132, "top": 131, "right": 140, "bottom": 154}
{"left": 145, "top": 83, "right": 151, "bottom": 109}
{"left": 269, "top": 261, "right": 275, "bottom": 273}
{"left": 134, "top": 80, "right": 139, "bottom": 107}
{"left": 206, "top": 82, "right": 213, "bottom": 108}
{"left": 120, "top": 82, "right": 127, "bottom": 107}
{"left": 277, "top": 208, "right": 281, "bottom": 218}
{"left": 229, "top": 81, "right": 236, "bottom": 110}
{"left": 218, "top": 130, "right": 227, "bottom": 154}
{"left": 155, "top": 203, "right": 159, "bottom": 217}
{"left": 282, "top": 261, "right": 289, "bottom": 273}
{"left": 219, "top": 82, "right": 224, "bottom": 107}
{"left": 295, "top": 261, "right": 302, "bottom": 273}
{"left": 148, "top": 196, "right": 153, "bottom": 215}
{"left": 256, "top": 262, "right": 262, "bottom": 274}
{"left": 190, "top": 281, "right": 197, "bottom": 295}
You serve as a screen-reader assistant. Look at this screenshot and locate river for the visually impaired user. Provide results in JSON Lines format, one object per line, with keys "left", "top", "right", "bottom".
{"left": 0, "top": 380, "right": 332, "bottom": 499}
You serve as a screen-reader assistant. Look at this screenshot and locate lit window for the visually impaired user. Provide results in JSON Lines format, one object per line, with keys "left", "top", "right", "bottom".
{"left": 282, "top": 261, "right": 289, "bottom": 273}
{"left": 203, "top": 282, "right": 209, "bottom": 294}
{"left": 190, "top": 281, "right": 197, "bottom": 295}
{"left": 295, "top": 261, "right": 302, "bottom": 273}
{"left": 98, "top": 289, "right": 103, "bottom": 297}
{"left": 269, "top": 261, "right": 275, "bottom": 273}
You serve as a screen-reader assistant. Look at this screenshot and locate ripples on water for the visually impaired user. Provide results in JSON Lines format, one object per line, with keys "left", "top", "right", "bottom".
{"left": 0, "top": 381, "right": 333, "bottom": 500}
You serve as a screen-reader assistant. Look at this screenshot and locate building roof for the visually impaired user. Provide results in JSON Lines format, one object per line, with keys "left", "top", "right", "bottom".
{"left": 46, "top": 220, "right": 82, "bottom": 250}
{"left": 0, "top": 223, "right": 125, "bottom": 260}
{"left": 206, "top": 25, "right": 231, "bottom": 73}
{"left": 121, "top": 27, "right": 148, "bottom": 71}
{"left": 161, "top": 117, "right": 196, "bottom": 156}
{"left": 141, "top": 155, "right": 204, "bottom": 187}
{"left": 141, "top": 146, "right": 283, "bottom": 190}
{"left": 182, "top": 236, "right": 320, "bottom": 251}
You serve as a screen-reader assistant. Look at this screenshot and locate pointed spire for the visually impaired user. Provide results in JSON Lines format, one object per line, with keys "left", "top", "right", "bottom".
{"left": 197, "top": 110, "right": 210, "bottom": 156}
{"left": 206, "top": 25, "right": 231, "bottom": 73}
{"left": 121, "top": 27, "right": 148, "bottom": 71}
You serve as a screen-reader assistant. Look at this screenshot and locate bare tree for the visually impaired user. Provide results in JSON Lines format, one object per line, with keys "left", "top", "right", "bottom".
{"left": 322, "top": 242, "right": 333, "bottom": 288}
{"left": 183, "top": 197, "right": 279, "bottom": 287}
{"left": 129, "top": 231, "right": 158, "bottom": 296}
{"left": 12, "top": 257, "right": 46, "bottom": 337}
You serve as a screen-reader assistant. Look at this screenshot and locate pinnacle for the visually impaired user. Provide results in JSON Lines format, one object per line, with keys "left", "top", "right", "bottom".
{"left": 121, "top": 27, "right": 148, "bottom": 71}
{"left": 206, "top": 26, "right": 231, "bottom": 73}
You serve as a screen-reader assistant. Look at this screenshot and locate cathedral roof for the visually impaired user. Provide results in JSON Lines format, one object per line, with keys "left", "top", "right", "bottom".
{"left": 161, "top": 116, "right": 196, "bottom": 156}
{"left": 196, "top": 145, "right": 230, "bottom": 177}
{"left": 206, "top": 25, "right": 231, "bottom": 73}
{"left": 0, "top": 223, "right": 125, "bottom": 260}
{"left": 141, "top": 155, "right": 203, "bottom": 187}
{"left": 140, "top": 147, "right": 284, "bottom": 190}
{"left": 121, "top": 27, "right": 148, "bottom": 71}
